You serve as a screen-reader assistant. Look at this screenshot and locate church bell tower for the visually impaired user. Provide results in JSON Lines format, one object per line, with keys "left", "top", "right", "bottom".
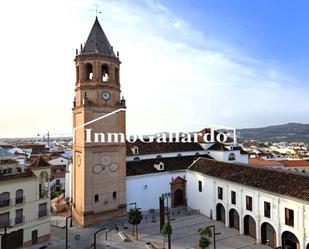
{"left": 72, "top": 17, "right": 126, "bottom": 227}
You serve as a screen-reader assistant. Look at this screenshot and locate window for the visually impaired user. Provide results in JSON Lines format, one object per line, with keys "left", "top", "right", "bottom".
{"left": 15, "top": 209, "right": 23, "bottom": 225}
{"left": 38, "top": 203, "right": 47, "bottom": 217}
{"left": 246, "top": 196, "right": 252, "bottom": 211}
{"left": 285, "top": 208, "right": 294, "bottom": 227}
{"left": 16, "top": 189, "right": 24, "bottom": 204}
{"left": 101, "top": 64, "right": 109, "bottom": 82}
{"left": 86, "top": 63, "right": 93, "bottom": 80}
{"left": 131, "top": 146, "right": 139, "bottom": 155}
{"left": 218, "top": 187, "right": 223, "bottom": 200}
{"left": 94, "top": 194, "right": 99, "bottom": 203}
{"left": 228, "top": 153, "right": 236, "bottom": 161}
{"left": 264, "top": 202, "right": 271, "bottom": 218}
{"left": 113, "top": 192, "right": 117, "bottom": 200}
{"left": 56, "top": 179, "right": 60, "bottom": 185}
{"left": 0, "top": 192, "right": 10, "bottom": 207}
{"left": 0, "top": 212, "right": 10, "bottom": 229}
{"left": 198, "top": 181, "right": 202, "bottom": 192}
{"left": 231, "top": 191, "right": 236, "bottom": 205}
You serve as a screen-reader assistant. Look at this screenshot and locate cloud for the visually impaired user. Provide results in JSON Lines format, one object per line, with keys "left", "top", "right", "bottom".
{"left": 0, "top": 0, "right": 308, "bottom": 137}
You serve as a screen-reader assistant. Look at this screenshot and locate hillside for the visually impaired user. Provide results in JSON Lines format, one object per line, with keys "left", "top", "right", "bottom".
{"left": 237, "top": 123, "right": 309, "bottom": 142}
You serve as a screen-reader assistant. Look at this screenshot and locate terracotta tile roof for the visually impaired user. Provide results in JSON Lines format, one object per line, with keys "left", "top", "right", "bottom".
{"left": 189, "top": 157, "right": 309, "bottom": 202}
{"left": 126, "top": 155, "right": 213, "bottom": 176}
{"left": 280, "top": 160, "right": 309, "bottom": 168}
{"left": 249, "top": 158, "right": 284, "bottom": 167}
{"left": 0, "top": 171, "right": 34, "bottom": 182}
{"left": 126, "top": 139, "right": 204, "bottom": 156}
{"left": 0, "top": 159, "right": 17, "bottom": 165}
{"left": 29, "top": 156, "right": 51, "bottom": 168}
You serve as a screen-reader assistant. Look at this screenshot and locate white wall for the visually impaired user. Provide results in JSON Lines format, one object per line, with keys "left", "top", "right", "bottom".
{"left": 126, "top": 171, "right": 186, "bottom": 211}
{"left": 186, "top": 170, "right": 309, "bottom": 249}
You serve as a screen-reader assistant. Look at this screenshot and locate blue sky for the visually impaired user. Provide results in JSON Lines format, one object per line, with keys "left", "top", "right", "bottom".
{"left": 0, "top": 0, "right": 308, "bottom": 137}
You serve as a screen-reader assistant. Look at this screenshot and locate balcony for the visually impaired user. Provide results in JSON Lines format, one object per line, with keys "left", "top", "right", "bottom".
{"left": 15, "top": 196, "right": 25, "bottom": 205}
{"left": 38, "top": 209, "right": 48, "bottom": 218}
{"left": 15, "top": 216, "right": 25, "bottom": 226}
{"left": 0, "top": 219, "right": 12, "bottom": 229}
{"left": 39, "top": 190, "right": 49, "bottom": 199}
{"left": 0, "top": 199, "right": 11, "bottom": 208}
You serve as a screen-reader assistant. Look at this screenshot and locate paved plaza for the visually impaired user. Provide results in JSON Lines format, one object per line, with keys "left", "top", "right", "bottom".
{"left": 28, "top": 212, "right": 270, "bottom": 249}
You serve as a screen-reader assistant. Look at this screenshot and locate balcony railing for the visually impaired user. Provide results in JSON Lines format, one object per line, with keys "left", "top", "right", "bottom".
{"left": 39, "top": 190, "right": 49, "bottom": 199}
{"left": 0, "top": 219, "right": 12, "bottom": 229}
{"left": 0, "top": 199, "right": 11, "bottom": 208}
{"left": 15, "top": 196, "right": 25, "bottom": 205}
{"left": 38, "top": 209, "right": 48, "bottom": 218}
{"left": 15, "top": 216, "right": 25, "bottom": 225}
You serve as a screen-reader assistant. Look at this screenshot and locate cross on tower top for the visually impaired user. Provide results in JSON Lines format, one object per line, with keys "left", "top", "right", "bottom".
{"left": 93, "top": 2, "right": 102, "bottom": 18}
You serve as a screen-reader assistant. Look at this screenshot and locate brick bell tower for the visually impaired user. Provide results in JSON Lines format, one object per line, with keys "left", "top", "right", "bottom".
{"left": 72, "top": 17, "right": 126, "bottom": 227}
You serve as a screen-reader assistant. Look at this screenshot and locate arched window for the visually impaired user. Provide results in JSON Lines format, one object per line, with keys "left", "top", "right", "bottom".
{"left": 133, "top": 157, "right": 140, "bottom": 161}
{"left": 94, "top": 194, "right": 99, "bottom": 203}
{"left": 228, "top": 153, "right": 236, "bottom": 161}
{"left": 16, "top": 189, "right": 24, "bottom": 204}
{"left": 86, "top": 63, "right": 93, "bottom": 80}
{"left": 101, "top": 64, "right": 109, "bottom": 82}
{"left": 0, "top": 192, "right": 10, "bottom": 207}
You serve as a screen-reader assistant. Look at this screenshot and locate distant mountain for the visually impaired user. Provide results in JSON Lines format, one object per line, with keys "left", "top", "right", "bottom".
{"left": 237, "top": 123, "right": 309, "bottom": 142}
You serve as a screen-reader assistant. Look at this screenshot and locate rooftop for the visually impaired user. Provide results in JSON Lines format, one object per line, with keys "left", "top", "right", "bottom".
{"left": 81, "top": 17, "right": 116, "bottom": 57}
{"left": 0, "top": 146, "right": 12, "bottom": 159}
{"left": 126, "top": 139, "right": 204, "bottom": 156}
{"left": 189, "top": 157, "right": 309, "bottom": 202}
{"left": 127, "top": 155, "right": 213, "bottom": 176}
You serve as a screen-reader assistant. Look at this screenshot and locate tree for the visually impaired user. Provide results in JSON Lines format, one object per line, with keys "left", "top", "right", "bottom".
{"left": 198, "top": 227, "right": 212, "bottom": 249}
{"left": 161, "top": 223, "right": 172, "bottom": 249}
{"left": 127, "top": 208, "right": 143, "bottom": 238}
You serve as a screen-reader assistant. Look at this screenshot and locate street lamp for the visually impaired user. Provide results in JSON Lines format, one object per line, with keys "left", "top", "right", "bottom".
{"left": 206, "top": 225, "right": 221, "bottom": 249}
{"left": 93, "top": 227, "right": 105, "bottom": 249}
{"left": 161, "top": 192, "right": 173, "bottom": 249}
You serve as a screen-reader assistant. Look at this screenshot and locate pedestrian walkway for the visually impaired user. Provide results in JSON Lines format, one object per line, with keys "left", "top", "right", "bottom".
{"left": 27, "top": 213, "right": 270, "bottom": 249}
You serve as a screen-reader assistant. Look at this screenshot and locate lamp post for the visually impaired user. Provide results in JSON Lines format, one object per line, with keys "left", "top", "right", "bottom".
{"left": 161, "top": 192, "right": 173, "bottom": 249}
{"left": 66, "top": 216, "right": 72, "bottom": 249}
{"left": 206, "top": 225, "right": 221, "bottom": 249}
{"left": 93, "top": 227, "right": 105, "bottom": 249}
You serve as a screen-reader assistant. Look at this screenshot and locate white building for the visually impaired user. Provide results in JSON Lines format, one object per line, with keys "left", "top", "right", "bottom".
{"left": 0, "top": 147, "right": 51, "bottom": 248}
{"left": 187, "top": 157, "right": 309, "bottom": 249}
{"left": 48, "top": 157, "right": 69, "bottom": 192}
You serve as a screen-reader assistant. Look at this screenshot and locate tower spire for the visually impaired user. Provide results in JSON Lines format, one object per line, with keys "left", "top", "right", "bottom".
{"left": 81, "top": 17, "right": 115, "bottom": 57}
